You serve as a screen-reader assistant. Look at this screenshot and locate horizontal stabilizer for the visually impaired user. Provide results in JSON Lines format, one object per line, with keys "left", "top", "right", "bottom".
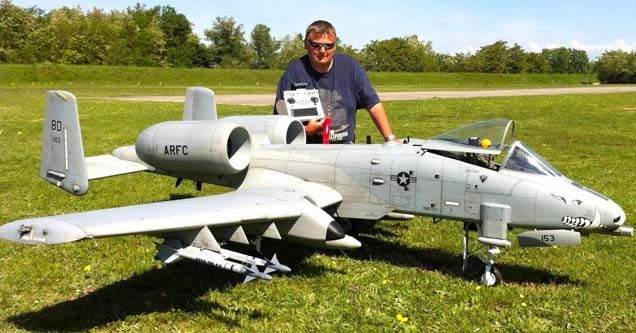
{"left": 86, "top": 154, "right": 149, "bottom": 180}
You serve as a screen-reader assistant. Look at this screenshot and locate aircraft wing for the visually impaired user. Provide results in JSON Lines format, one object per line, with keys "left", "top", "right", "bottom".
{"left": 0, "top": 168, "right": 352, "bottom": 248}
{"left": 0, "top": 190, "right": 296, "bottom": 244}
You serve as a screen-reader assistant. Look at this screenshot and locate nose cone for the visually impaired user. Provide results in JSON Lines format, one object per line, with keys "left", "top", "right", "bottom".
{"left": 608, "top": 200, "right": 627, "bottom": 227}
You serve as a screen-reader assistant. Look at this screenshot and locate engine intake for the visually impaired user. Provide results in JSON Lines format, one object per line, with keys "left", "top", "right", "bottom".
{"left": 135, "top": 121, "right": 251, "bottom": 175}
{"left": 222, "top": 115, "right": 305, "bottom": 145}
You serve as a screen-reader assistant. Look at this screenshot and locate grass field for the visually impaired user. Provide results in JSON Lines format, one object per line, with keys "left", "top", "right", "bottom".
{"left": 0, "top": 69, "right": 635, "bottom": 332}
{"left": 0, "top": 64, "right": 599, "bottom": 96}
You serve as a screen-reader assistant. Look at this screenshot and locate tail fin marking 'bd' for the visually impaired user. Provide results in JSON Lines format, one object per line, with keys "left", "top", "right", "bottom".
{"left": 40, "top": 91, "right": 88, "bottom": 195}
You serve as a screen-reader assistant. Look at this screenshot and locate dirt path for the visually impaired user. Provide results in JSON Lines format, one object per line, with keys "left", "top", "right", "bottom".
{"left": 105, "top": 86, "right": 636, "bottom": 106}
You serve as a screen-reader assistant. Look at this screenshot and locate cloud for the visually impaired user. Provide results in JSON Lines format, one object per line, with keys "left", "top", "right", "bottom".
{"left": 525, "top": 39, "right": 636, "bottom": 53}
{"left": 527, "top": 41, "right": 542, "bottom": 53}
{"left": 455, "top": 46, "right": 479, "bottom": 55}
{"left": 568, "top": 39, "right": 636, "bottom": 53}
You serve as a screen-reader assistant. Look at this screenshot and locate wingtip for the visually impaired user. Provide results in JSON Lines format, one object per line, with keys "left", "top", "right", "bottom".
{"left": 0, "top": 219, "right": 88, "bottom": 244}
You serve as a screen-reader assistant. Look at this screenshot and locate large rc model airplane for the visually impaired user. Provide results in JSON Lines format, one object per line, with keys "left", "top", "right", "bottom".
{"left": 0, "top": 88, "right": 631, "bottom": 285}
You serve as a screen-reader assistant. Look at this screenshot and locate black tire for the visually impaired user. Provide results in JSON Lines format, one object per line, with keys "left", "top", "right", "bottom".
{"left": 480, "top": 266, "right": 502, "bottom": 286}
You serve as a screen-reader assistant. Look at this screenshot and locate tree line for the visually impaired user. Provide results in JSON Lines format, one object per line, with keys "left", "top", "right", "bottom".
{"left": 1, "top": 1, "right": 634, "bottom": 83}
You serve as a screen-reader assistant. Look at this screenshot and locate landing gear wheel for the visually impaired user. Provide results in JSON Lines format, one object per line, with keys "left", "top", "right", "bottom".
{"left": 480, "top": 266, "right": 502, "bottom": 286}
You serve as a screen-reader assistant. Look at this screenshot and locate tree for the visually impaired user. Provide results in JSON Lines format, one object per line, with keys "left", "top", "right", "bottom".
{"left": 543, "top": 47, "right": 568, "bottom": 73}
{"left": 473, "top": 40, "right": 510, "bottom": 73}
{"left": 61, "top": 8, "right": 120, "bottom": 65}
{"left": 335, "top": 38, "right": 362, "bottom": 63}
{"left": 274, "top": 33, "right": 304, "bottom": 69}
{"left": 204, "top": 16, "right": 251, "bottom": 68}
{"left": 526, "top": 52, "right": 551, "bottom": 73}
{"left": 361, "top": 35, "right": 436, "bottom": 72}
{"left": 435, "top": 53, "right": 454, "bottom": 72}
{"left": 445, "top": 52, "right": 474, "bottom": 72}
{"left": 542, "top": 47, "right": 589, "bottom": 73}
{"left": 569, "top": 49, "right": 589, "bottom": 73}
{"left": 507, "top": 43, "right": 528, "bottom": 73}
{"left": 405, "top": 35, "right": 438, "bottom": 71}
{"left": 158, "top": 5, "right": 202, "bottom": 67}
{"left": 122, "top": 4, "right": 167, "bottom": 66}
{"left": 0, "top": 0, "right": 38, "bottom": 62}
{"left": 597, "top": 51, "right": 636, "bottom": 83}
{"left": 134, "top": 18, "right": 166, "bottom": 66}
{"left": 250, "top": 23, "right": 278, "bottom": 69}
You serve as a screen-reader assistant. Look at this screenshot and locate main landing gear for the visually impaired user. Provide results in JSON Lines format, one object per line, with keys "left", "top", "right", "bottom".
{"left": 462, "top": 223, "right": 504, "bottom": 286}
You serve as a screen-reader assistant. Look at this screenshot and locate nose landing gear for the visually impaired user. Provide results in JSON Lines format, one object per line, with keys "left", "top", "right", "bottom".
{"left": 462, "top": 222, "right": 504, "bottom": 286}
{"left": 480, "top": 247, "right": 502, "bottom": 286}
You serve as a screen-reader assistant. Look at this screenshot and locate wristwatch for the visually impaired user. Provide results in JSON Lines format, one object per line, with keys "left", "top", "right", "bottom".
{"left": 385, "top": 134, "right": 396, "bottom": 142}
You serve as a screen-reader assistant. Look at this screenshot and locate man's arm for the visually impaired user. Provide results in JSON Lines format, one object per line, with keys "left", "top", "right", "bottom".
{"left": 368, "top": 102, "right": 397, "bottom": 142}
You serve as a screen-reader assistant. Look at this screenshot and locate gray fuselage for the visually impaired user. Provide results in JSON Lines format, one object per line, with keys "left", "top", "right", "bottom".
{"left": 233, "top": 143, "right": 625, "bottom": 233}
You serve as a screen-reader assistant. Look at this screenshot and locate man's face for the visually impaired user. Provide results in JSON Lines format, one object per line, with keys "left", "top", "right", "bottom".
{"left": 305, "top": 32, "right": 337, "bottom": 67}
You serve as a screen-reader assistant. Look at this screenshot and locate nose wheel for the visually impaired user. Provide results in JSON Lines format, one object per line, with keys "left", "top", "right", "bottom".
{"left": 462, "top": 223, "right": 504, "bottom": 286}
{"left": 480, "top": 259, "right": 502, "bottom": 286}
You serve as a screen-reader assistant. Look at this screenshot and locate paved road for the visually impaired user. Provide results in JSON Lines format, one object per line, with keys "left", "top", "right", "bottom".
{"left": 107, "top": 86, "right": 636, "bottom": 106}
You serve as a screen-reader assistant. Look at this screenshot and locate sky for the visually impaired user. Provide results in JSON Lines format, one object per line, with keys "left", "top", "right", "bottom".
{"left": 13, "top": 0, "right": 636, "bottom": 59}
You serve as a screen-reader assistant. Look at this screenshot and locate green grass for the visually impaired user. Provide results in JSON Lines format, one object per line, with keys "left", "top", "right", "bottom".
{"left": 0, "top": 82, "right": 635, "bottom": 332}
{"left": 0, "top": 64, "right": 599, "bottom": 96}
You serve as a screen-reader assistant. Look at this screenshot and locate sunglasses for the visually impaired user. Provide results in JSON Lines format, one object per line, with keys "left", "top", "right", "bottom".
{"left": 306, "top": 41, "right": 336, "bottom": 50}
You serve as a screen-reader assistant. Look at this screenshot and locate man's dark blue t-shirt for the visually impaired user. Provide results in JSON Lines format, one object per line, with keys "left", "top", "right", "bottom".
{"left": 275, "top": 53, "right": 381, "bottom": 143}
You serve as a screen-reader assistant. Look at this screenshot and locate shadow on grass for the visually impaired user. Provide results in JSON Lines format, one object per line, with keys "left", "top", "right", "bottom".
{"left": 8, "top": 224, "right": 582, "bottom": 331}
{"left": 347, "top": 231, "right": 585, "bottom": 287}
{"left": 7, "top": 256, "right": 334, "bottom": 332}
{"left": 168, "top": 193, "right": 195, "bottom": 200}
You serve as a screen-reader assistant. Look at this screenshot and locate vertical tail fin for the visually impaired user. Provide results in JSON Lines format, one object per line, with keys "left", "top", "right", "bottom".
{"left": 182, "top": 87, "right": 218, "bottom": 120}
{"left": 40, "top": 91, "right": 88, "bottom": 195}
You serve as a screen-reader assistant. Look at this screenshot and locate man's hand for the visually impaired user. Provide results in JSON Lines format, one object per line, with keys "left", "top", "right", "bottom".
{"left": 385, "top": 134, "right": 400, "bottom": 143}
{"left": 305, "top": 117, "right": 325, "bottom": 135}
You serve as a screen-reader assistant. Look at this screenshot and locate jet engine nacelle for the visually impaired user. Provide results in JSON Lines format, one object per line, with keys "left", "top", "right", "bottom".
{"left": 135, "top": 120, "right": 251, "bottom": 175}
{"left": 221, "top": 115, "right": 306, "bottom": 145}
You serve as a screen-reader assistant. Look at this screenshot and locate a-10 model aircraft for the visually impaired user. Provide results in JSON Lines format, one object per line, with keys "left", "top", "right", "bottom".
{"left": 0, "top": 88, "right": 631, "bottom": 286}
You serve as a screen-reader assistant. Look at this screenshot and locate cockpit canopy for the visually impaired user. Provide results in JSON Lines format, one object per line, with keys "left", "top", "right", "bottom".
{"left": 501, "top": 141, "right": 562, "bottom": 176}
{"left": 425, "top": 119, "right": 515, "bottom": 155}
{"left": 417, "top": 119, "right": 565, "bottom": 176}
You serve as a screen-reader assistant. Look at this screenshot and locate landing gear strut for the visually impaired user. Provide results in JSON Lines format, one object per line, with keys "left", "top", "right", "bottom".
{"left": 462, "top": 223, "right": 503, "bottom": 286}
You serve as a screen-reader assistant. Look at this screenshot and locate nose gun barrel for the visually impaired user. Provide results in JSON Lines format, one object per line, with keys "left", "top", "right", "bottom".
{"left": 588, "top": 225, "right": 633, "bottom": 237}
{"left": 613, "top": 226, "right": 634, "bottom": 237}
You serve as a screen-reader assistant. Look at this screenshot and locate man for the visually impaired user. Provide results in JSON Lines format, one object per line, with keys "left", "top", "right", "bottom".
{"left": 274, "top": 20, "right": 397, "bottom": 144}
